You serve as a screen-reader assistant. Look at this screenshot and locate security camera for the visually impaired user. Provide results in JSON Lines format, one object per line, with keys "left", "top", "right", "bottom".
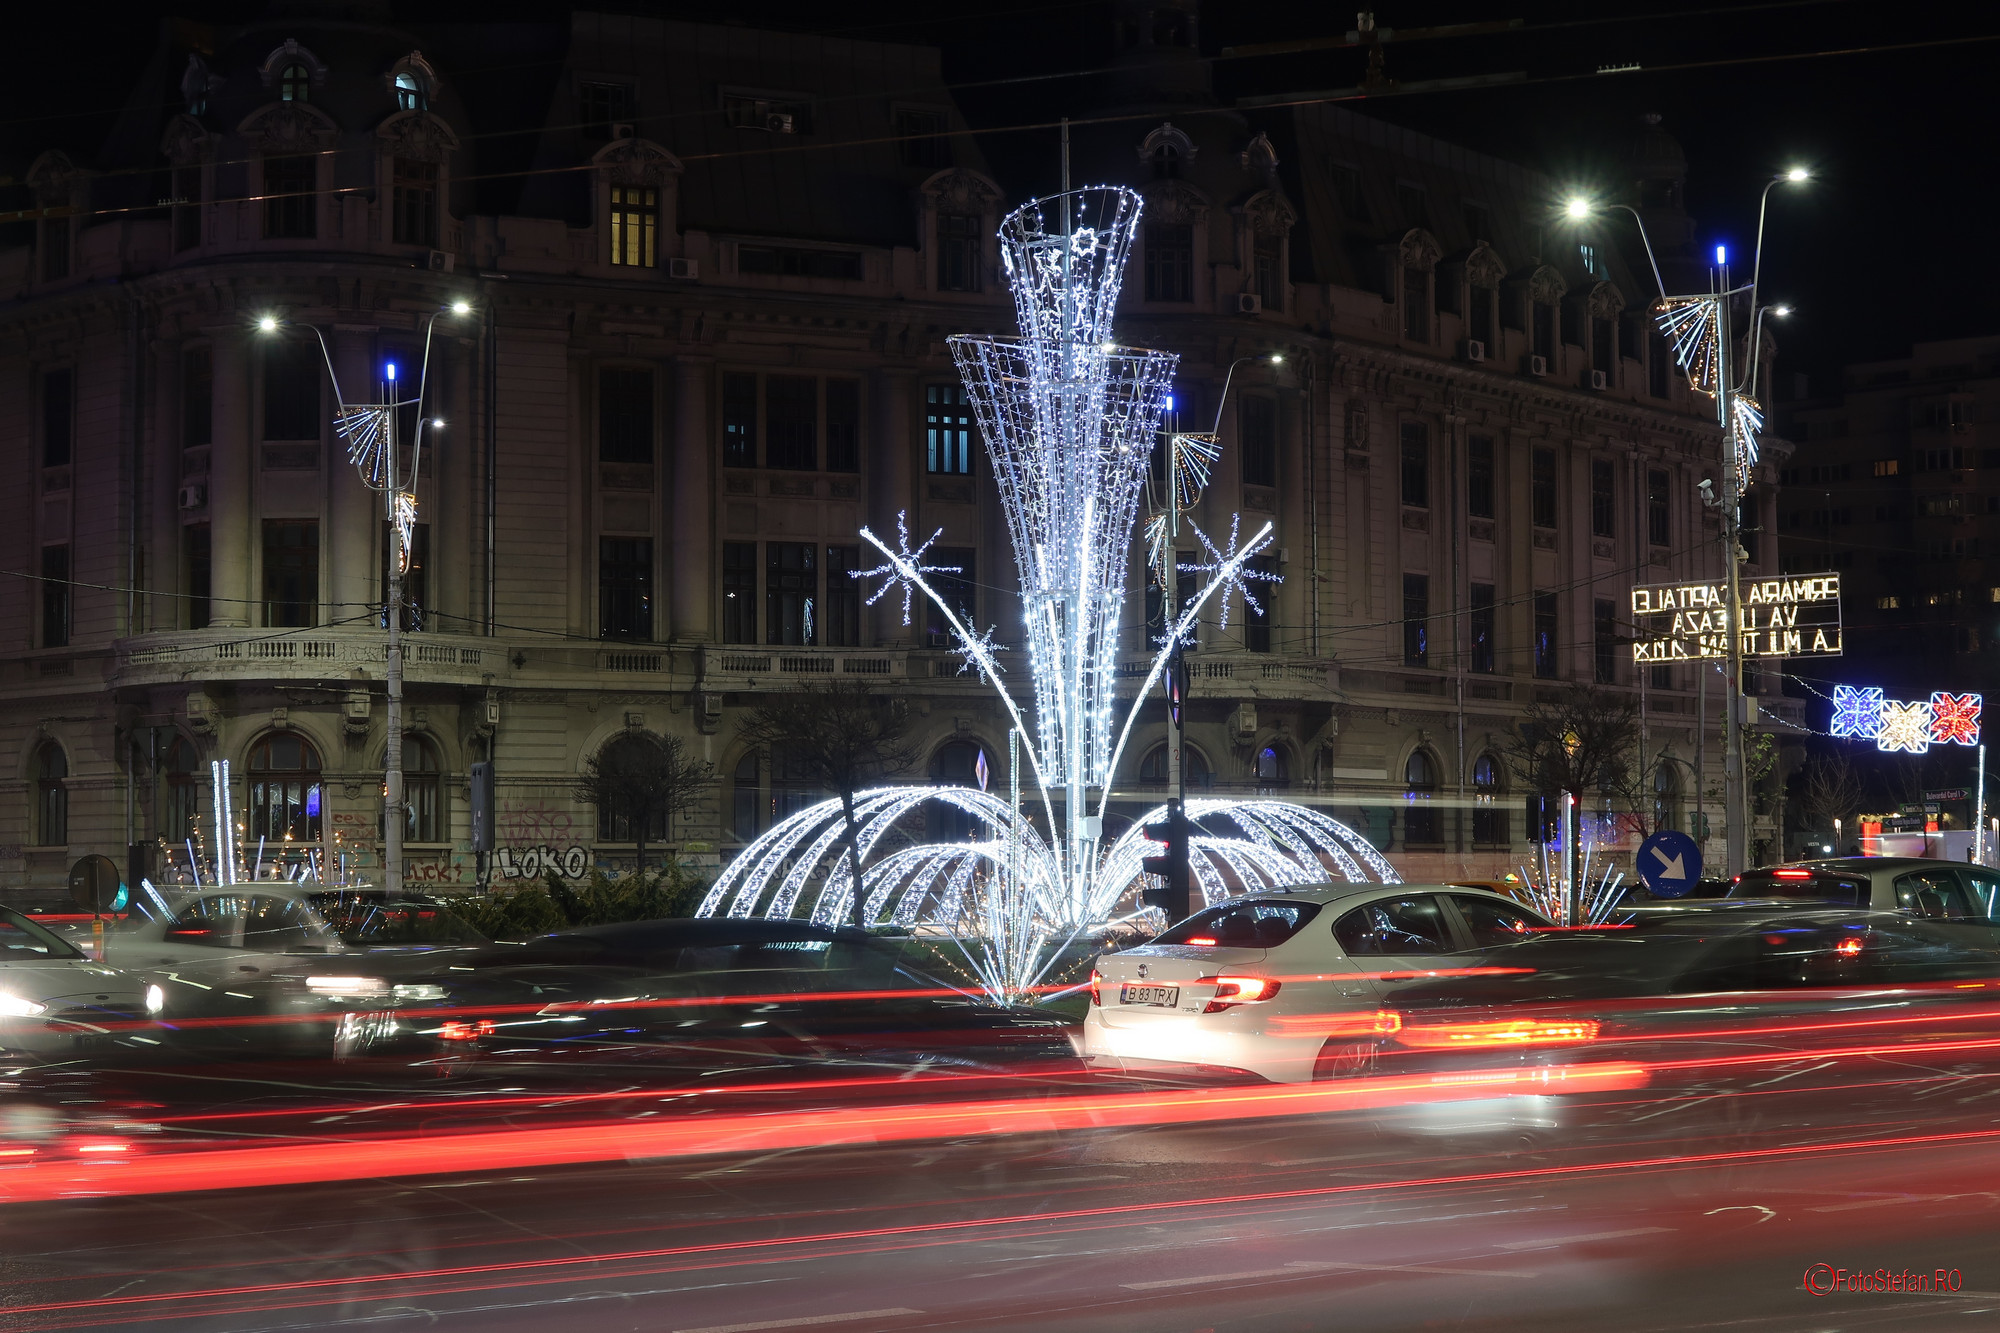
{"left": 1697, "top": 477, "right": 1718, "bottom": 509}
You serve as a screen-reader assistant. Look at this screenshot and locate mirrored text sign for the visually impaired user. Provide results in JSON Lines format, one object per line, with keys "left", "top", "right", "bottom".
{"left": 1630, "top": 574, "right": 1843, "bottom": 662}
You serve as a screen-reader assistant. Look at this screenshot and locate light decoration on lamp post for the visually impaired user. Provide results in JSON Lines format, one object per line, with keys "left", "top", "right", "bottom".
{"left": 697, "top": 185, "right": 1396, "bottom": 1000}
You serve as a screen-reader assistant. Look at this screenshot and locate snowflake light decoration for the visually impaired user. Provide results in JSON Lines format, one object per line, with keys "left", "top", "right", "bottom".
{"left": 1929, "top": 692, "right": 1982, "bottom": 746}
{"left": 1829, "top": 685, "right": 1884, "bottom": 741}
{"left": 1180, "top": 514, "right": 1280, "bottom": 631}
{"left": 854, "top": 511, "right": 960, "bottom": 628}
{"left": 1876, "top": 699, "right": 1934, "bottom": 755}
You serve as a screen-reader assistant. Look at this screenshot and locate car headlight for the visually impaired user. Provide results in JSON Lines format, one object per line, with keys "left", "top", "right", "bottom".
{"left": 0, "top": 993, "right": 48, "bottom": 1018}
{"left": 392, "top": 984, "right": 446, "bottom": 1003}
{"left": 144, "top": 985, "right": 165, "bottom": 1015}
{"left": 305, "top": 976, "right": 388, "bottom": 999}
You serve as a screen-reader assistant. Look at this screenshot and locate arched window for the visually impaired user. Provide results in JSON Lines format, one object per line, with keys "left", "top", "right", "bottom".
{"left": 162, "top": 736, "right": 203, "bottom": 843}
{"left": 1472, "top": 753, "right": 1508, "bottom": 846}
{"left": 732, "top": 751, "right": 761, "bottom": 842}
{"left": 1151, "top": 144, "right": 1181, "bottom": 180}
{"left": 394, "top": 71, "right": 427, "bottom": 112}
{"left": 1255, "top": 744, "right": 1289, "bottom": 785}
{"left": 772, "top": 745, "right": 822, "bottom": 824}
{"left": 404, "top": 736, "right": 442, "bottom": 842}
{"left": 592, "top": 733, "right": 670, "bottom": 844}
{"left": 1139, "top": 742, "right": 1211, "bottom": 790}
{"left": 34, "top": 741, "right": 67, "bottom": 846}
{"left": 247, "top": 732, "right": 321, "bottom": 842}
{"left": 280, "top": 63, "right": 310, "bottom": 103}
{"left": 1404, "top": 748, "right": 1442, "bottom": 846}
{"left": 929, "top": 740, "right": 989, "bottom": 840}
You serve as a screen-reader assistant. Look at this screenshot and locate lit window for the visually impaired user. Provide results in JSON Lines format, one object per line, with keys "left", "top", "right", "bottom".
{"left": 1879, "top": 595, "right": 1901, "bottom": 609}
{"left": 402, "top": 736, "right": 441, "bottom": 842}
{"left": 395, "top": 71, "right": 426, "bottom": 112}
{"left": 609, "top": 186, "right": 658, "bottom": 267}
{"left": 927, "top": 385, "right": 973, "bottom": 474}
{"left": 247, "top": 732, "right": 321, "bottom": 842}
{"left": 280, "top": 63, "right": 310, "bottom": 103}
{"left": 1875, "top": 458, "right": 1900, "bottom": 477}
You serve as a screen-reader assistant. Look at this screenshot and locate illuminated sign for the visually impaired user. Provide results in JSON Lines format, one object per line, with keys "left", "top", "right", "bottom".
{"left": 1828, "top": 685, "right": 1981, "bottom": 754}
{"left": 1629, "top": 575, "right": 1843, "bottom": 663}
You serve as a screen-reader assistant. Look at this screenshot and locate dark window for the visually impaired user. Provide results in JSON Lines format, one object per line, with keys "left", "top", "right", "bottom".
{"left": 732, "top": 751, "right": 761, "bottom": 841}
{"left": 926, "top": 547, "right": 975, "bottom": 646}
{"left": 161, "top": 737, "right": 202, "bottom": 842}
{"left": 247, "top": 733, "right": 321, "bottom": 843}
{"left": 608, "top": 186, "right": 658, "bottom": 267}
{"left": 41, "top": 368, "right": 71, "bottom": 467}
{"left": 1594, "top": 597, "right": 1617, "bottom": 684}
{"left": 1470, "top": 757, "right": 1507, "bottom": 845}
{"left": 723, "top": 372, "right": 757, "bottom": 467}
{"left": 1397, "top": 183, "right": 1429, "bottom": 230}
{"left": 172, "top": 165, "right": 202, "bottom": 251}
{"left": 1648, "top": 325, "right": 1671, "bottom": 398}
{"left": 40, "top": 545, "right": 69, "bottom": 648}
{"left": 185, "top": 523, "right": 211, "bottom": 629}
{"left": 579, "top": 81, "right": 631, "bottom": 139}
{"left": 41, "top": 222, "right": 68, "bottom": 281}
{"left": 182, "top": 348, "right": 212, "bottom": 449}
{"left": 1469, "top": 284, "right": 1495, "bottom": 346}
{"left": 1139, "top": 743, "right": 1212, "bottom": 789}
{"left": 1591, "top": 458, "right": 1615, "bottom": 537}
{"left": 1400, "top": 422, "right": 1429, "bottom": 508}
{"left": 722, "top": 542, "right": 756, "bottom": 642}
{"left": 34, "top": 742, "right": 67, "bottom": 846}
{"left": 279, "top": 62, "right": 310, "bottom": 102}
{"left": 738, "top": 246, "right": 860, "bottom": 280}
{"left": 1404, "top": 751, "right": 1442, "bottom": 844}
{"left": 1144, "top": 223, "right": 1193, "bottom": 302}
{"left": 592, "top": 734, "right": 670, "bottom": 845}
{"left": 402, "top": 736, "right": 442, "bottom": 842}
{"left": 1245, "top": 555, "right": 1276, "bottom": 653}
{"left": 1469, "top": 583, "right": 1495, "bottom": 673}
{"left": 937, "top": 212, "right": 981, "bottom": 292}
{"left": 1403, "top": 573, "right": 1429, "bottom": 666}
{"left": 765, "top": 375, "right": 817, "bottom": 470}
{"left": 927, "top": 384, "right": 973, "bottom": 474}
{"left": 1457, "top": 893, "right": 1541, "bottom": 942}
{"left": 262, "top": 153, "right": 316, "bottom": 239}
{"left": 896, "top": 108, "right": 949, "bottom": 167}
{"left": 825, "top": 380, "right": 860, "bottom": 473}
{"left": 379, "top": 520, "right": 429, "bottom": 632}
{"left": 1467, "top": 434, "right": 1494, "bottom": 519}
{"left": 1532, "top": 448, "right": 1557, "bottom": 528}
{"left": 1651, "top": 662, "right": 1673, "bottom": 690}
{"left": 392, "top": 158, "right": 439, "bottom": 247}
{"left": 1157, "top": 899, "right": 1321, "bottom": 948}
{"left": 1402, "top": 267, "right": 1429, "bottom": 341}
{"left": 723, "top": 93, "right": 813, "bottom": 135}
{"left": 1648, "top": 469, "right": 1670, "bottom": 546}
{"left": 262, "top": 520, "right": 319, "bottom": 627}
{"left": 1532, "top": 300, "right": 1555, "bottom": 361}
{"left": 765, "top": 541, "right": 816, "bottom": 646}
{"left": 1241, "top": 396, "right": 1276, "bottom": 487}
{"left": 1254, "top": 233, "right": 1283, "bottom": 311}
{"left": 1330, "top": 162, "right": 1368, "bottom": 221}
{"left": 1592, "top": 316, "right": 1614, "bottom": 373}
{"left": 1336, "top": 895, "right": 1451, "bottom": 954}
{"left": 263, "top": 340, "right": 320, "bottom": 442}
{"left": 824, "top": 545, "right": 861, "bottom": 647}
{"left": 1534, "top": 591, "right": 1558, "bottom": 678}
{"left": 1463, "top": 201, "right": 1491, "bottom": 242}
{"left": 598, "top": 537, "right": 653, "bottom": 639}
{"left": 598, "top": 368, "right": 653, "bottom": 463}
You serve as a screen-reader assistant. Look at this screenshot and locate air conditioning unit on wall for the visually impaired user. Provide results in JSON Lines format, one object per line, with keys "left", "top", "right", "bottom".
{"left": 1462, "top": 339, "right": 1486, "bottom": 363}
{"left": 668, "top": 257, "right": 699, "bottom": 279}
{"left": 1528, "top": 354, "right": 1549, "bottom": 377}
{"left": 1590, "top": 369, "right": 1610, "bottom": 391}
{"left": 766, "top": 112, "right": 795, "bottom": 134}
{"left": 427, "top": 250, "right": 454, "bottom": 273}
{"left": 178, "top": 483, "right": 207, "bottom": 510}
{"left": 1236, "top": 292, "right": 1263, "bottom": 315}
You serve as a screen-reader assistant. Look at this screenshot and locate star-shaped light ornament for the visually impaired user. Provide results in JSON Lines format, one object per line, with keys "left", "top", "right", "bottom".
{"left": 854, "top": 511, "right": 962, "bottom": 627}
{"left": 392, "top": 492, "right": 418, "bottom": 573}
{"left": 1730, "top": 394, "right": 1764, "bottom": 482}
{"left": 1179, "top": 514, "right": 1278, "bottom": 631}
{"left": 1145, "top": 431, "right": 1222, "bottom": 582}
{"left": 1655, "top": 295, "right": 1723, "bottom": 395}
{"left": 334, "top": 404, "right": 394, "bottom": 488}
{"left": 1829, "top": 685, "right": 1884, "bottom": 740}
{"left": 1929, "top": 692, "right": 1983, "bottom": 747}
{"left": 1876, "top": 699, "right": 1934, "bottom": 755}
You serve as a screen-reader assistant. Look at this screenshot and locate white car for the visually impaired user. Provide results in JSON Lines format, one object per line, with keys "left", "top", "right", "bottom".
{"left": 1082, "top": 884, "right": 1550, "bottom": 1083}
{"left": 0, "top": 905, "right": 160, "bottom": 1058}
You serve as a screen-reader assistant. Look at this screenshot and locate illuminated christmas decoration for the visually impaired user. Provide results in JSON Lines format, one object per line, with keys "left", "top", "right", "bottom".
{"left": 1875, "top": 698, "right": 1935, "bottom": 755}
{"left": 1930, "top": 692, "right": 1983, "bottom": 746}
{"left": 1655, "top": 294, "right": 1722, "bottom": 395}
{"left": 1829, "top": 685, "right": 1884, "bottom": 741}
{"left": 699, "top": 186, "right": 1397, "bottom": 996}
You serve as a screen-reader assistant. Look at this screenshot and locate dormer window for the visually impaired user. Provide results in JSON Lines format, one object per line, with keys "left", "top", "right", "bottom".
{"left": 280, "top": 63, "right": 310, "bottom": 103}
{"left": 395, "top": 71, "right": 427, "bottom": 111}
{"left": 1151, "top": 144, "right": 1181, "bottom": 180}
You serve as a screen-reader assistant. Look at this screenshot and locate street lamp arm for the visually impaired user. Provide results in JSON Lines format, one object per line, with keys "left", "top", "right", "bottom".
{"left": 1603, "top": 203, "right": 1666, "bottom": 300}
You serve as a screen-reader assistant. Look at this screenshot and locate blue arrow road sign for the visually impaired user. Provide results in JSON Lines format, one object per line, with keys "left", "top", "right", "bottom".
{"left": 1638, "top": 829, "right": 1703, "bottom": 898}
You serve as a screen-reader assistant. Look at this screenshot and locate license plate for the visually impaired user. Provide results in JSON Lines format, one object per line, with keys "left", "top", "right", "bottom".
{"left": 1121, "top": 984, "right": 1179, "bottom": 1007}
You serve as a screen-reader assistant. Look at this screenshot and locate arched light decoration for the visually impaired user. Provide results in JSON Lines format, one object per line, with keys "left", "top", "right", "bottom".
{"left": 702, "top": 186, "right": 1398, "bottom": 1000}
{"left": 1830, "top": 684, "right": 1982, "bottom": 754}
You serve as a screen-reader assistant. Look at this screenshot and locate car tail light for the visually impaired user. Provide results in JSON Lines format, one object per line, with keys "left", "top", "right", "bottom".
{"left": 1088, "top": 970, "right": 1102, "bottom": 1006}
{"left": 1203, "top": 976, "right": 1281, "bottom": 1013}
{"left": 1835, "top": 935, "right": 1864, "bottom": 957}
{"left": 1772, "top": 868, "right": 1812, "bottom": 880}
{"left": 437, "top": 1019, "right": 496, "bottom": 1042}
{"left": 1373, "top": 1010, "right": 1402, "bottom": 1035}
{"left": 1395, "top": 1018, "right": 1600, "bottom": 1049}
{"left": 1184, "top": 936, "right": 1218, "bottom": 946}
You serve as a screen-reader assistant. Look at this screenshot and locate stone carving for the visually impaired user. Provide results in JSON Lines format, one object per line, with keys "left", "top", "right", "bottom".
{"left": 1242, "top": 188, "right": 1297, "bottom": 236}
{"left": 1527, "top": 264, "right": 1569, "bottom": 304}
{"left": 1239, "top": 131, "right": 1279, "bottom": 182}
{"left": 160, "top": 115, "right": 216, "bottom": 166}
{"left": 1397, "top": 227, "right": 1442, "bottom": 271}
{"left": 377, "top": 110, "right": 459, "bottom": 162}
{"left": 1586, "top": 279, "right": 1626, "bottom": 319}
{"left": 593, "top": 136, "right": 682, "bottom": 188}
{"left": 922, "top": 168, "right": 1001, "bottom": 215}
{"left": 240, "top": 101, "right": 339, "bottom": 154}
{"left": 1145, "top": 180, "right": 1209, "bottom": 226}
{"left": 1466, "top": 241, "right": 1507, "bottom": 289}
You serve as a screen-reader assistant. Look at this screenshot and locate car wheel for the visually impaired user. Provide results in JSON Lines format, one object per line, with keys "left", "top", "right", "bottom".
{"left": 1314, "top": 1038, "right": 1377, "bottom": 1079}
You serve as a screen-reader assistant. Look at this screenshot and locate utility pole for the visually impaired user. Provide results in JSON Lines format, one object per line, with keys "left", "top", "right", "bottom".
{"left": 382, "top": 365, "right": 405, "bottom": 897}
{"left": 1716, "top": 256, "right": 1749, "bottom": 878}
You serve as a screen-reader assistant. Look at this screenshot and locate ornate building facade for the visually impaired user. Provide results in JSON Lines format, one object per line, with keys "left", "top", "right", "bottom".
{"left": 0, "top": 7, "right": 1797, "bottom": 901}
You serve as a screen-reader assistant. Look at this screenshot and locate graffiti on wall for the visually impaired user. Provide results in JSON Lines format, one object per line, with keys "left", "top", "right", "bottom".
{"left": 494, "top": 845, "right": 591, "bottom": 879}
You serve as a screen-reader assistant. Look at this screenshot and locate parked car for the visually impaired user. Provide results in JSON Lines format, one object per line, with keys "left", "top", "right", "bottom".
{"left": 0, "top": 904, "right": 160, "bottom": 1060}
{"left": 1082, "top": 884, "right": 1552, "bottom": 1084}
{"left": 348, "top": 917, "right": 1083, "bottom": 1080}
{"left": 1728, "top": 856, "right": 2000, "bottom": 919}
{"left": 102, "top": 887, "right": 488, "bottom": 1053}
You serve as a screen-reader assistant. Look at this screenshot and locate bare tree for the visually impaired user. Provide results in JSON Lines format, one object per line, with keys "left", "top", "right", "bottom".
{"left": 1504, "top": 684, "right": 1643, "bottom": 893}
{"left": 573, "top": 732, "right": 713, "bottom": 873}
{"left": 1799, "top": 749, "right": 1864, "bottom": 843}
{"left": 736, "top": 681, "right": 919, "bottom": 927}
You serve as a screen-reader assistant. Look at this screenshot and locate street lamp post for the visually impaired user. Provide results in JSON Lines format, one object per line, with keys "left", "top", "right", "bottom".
{"left": 1567, "top": 170, "right": 1806, "bottom": 874}
{"left": 259, "top": 301, "right": 472, "bottom": 892}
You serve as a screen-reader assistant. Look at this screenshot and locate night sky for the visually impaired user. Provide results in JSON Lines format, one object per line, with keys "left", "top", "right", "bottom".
{"left": 3, "top": 0, "right": 1989, "bottom": 390}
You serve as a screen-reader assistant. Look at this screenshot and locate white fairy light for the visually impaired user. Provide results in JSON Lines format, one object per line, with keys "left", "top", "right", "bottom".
{"left": 854, "top": 511, "right": 959, "bottom": 628}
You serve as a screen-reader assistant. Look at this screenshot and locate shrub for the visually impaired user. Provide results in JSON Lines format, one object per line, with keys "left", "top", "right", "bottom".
{"left": 441, "top": 860, "right": 711, "bottom": 941}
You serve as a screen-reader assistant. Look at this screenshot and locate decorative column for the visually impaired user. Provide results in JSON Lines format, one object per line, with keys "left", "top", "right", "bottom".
{"left": 329, "top": 326, "right": 377, "bottom": 628}
{"left": 207, "top": 331, "right": 251, "bottom": 628}
{"left": 436, "top": 339, "right": 473, "bottom": 630}
{"left": 868, "top": 368, "right": 914, "bottom": 646}
{"left": 149, "top": 338, "right": 182, "bottom": 632}
{"left": 670, "top": 355, "right": 713, "bottom": 641}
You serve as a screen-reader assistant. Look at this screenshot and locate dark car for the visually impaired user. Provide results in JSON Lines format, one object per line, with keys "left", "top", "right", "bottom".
{"left": 1730, "top": 856, "right": 2000, "bottom": 920}
{"left": 354, "top": 917, "right": 1081, "bottom": 1084}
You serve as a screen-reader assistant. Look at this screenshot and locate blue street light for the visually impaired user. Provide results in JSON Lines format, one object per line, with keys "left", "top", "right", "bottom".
{"left": 1714, "top": 244, "right": 1727, "bottom": 266}
{"left": 386, "top": 362, "right": 397, "bottom": 382}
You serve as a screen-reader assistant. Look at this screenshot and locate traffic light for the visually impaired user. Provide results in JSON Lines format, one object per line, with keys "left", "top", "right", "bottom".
{"left": 1140, "top": 798, "right": 1192, "bottom": 922}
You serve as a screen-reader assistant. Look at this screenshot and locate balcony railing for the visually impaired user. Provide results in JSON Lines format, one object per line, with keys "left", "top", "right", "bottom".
{"left": 113, "top": 627, "right": 493, "bottom": 686}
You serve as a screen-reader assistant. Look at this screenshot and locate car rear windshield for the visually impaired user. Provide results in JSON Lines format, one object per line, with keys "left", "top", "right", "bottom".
{"left": 1155, "top": 900, "right": 1321, "bottom": 948}
{"left": 1737, "top": 872, "right": 1868, "bottom": 907}
{"left": 306, "top": 895, "right": 486, "bottom": 946}
{"left": 0, "top": 906, "right": 83, "bottom": 960}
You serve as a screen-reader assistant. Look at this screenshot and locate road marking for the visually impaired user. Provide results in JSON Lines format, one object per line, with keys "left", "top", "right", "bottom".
{"left": 673, "top": 1309, "right": 923, "bottom": 1333}
{"left": 1497, "top": 1226, "right": 1672, "bottom": 1249}
{"left": 1122, "top": 1259, "right": 1534, "bottom": 1290}
{"left": 1809, "top": 1195, "right": 1948, "bottom": 1212}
